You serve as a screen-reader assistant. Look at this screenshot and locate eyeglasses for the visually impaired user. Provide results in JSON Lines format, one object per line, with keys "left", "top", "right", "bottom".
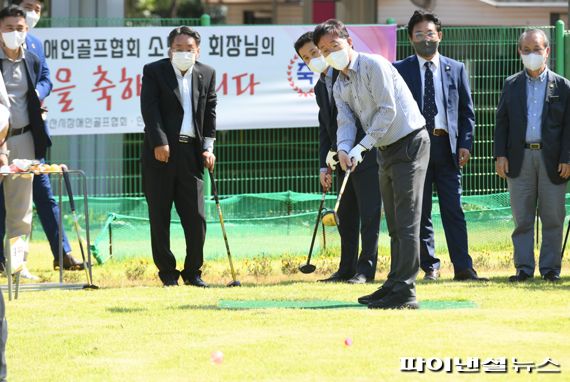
{"left": 414, "top": 31, "right": 437, "bottom": 40}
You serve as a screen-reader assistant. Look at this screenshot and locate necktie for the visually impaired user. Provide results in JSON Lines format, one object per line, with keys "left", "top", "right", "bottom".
{"left": 423, "top": 61, "right": 437, "bottom": 131}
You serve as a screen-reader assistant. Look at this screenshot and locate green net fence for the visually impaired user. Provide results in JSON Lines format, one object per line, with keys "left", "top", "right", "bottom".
{"left": 36, "top": 192, "right": 556, "bottom": 265}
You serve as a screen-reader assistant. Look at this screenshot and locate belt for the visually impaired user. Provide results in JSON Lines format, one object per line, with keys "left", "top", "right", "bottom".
{"left": 7, "top": 125, "right": 31, "bottom": 137}
{"left": 379, "top": 126, "right": 425, "bottom": 151}
{"left": 524, "top": 142, "right": 542, "bottom": 150}
{"left": 432, "top": 128, "right": 448, "bottom": 137}
{"left": 178, "top": 135, "right": 196, "bottom": 144}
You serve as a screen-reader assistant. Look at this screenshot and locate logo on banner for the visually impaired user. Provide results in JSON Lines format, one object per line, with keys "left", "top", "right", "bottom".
{"left": 287, "top": 54, "right": 315, "bottom": 97}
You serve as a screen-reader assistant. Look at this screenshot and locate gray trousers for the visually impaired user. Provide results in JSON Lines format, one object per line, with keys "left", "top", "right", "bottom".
{"left": 378, "top": 128, "right": 430, "bottom": 296}
{"left": 507, "top": 149, "right": 566, "bottom": 276}
{"left": 4, "top": 131, "right": 34, "bottom": 239}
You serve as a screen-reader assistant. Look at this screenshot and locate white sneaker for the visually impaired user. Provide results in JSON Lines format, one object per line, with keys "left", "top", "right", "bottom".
{"left": 18, "top": 264, "right": 39, "bottom": 280}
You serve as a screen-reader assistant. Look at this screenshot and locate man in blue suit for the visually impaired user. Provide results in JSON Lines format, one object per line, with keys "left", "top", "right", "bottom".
{"left": 0, "top": 0, "right": 84, "bottom": 276}
{"left": 394, "top": 11, "right": 485, "bottom": 281}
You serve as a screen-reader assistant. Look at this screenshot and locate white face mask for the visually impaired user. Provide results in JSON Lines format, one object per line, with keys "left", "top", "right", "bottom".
{"left": 307, "top": 55, "right": 327, "bottom": 74}
{"left": 325, "top": 47, "right": 350, "bottom": 71}
{"left": 26, "top": 11, "right": 40, "bottom": 29}
{"left": 521, "top": 53, "right": 546, "bottom": 71}
{"left": 171, "top": 51, "right": 196, "bottom": 72}
{"left": 2, "top": 31, "right": 26, "bottom": 50}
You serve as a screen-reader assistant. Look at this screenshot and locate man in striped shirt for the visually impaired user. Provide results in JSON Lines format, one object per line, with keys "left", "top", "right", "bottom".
{"left": 314, "top": 19, "right": 430, "bottom": 309}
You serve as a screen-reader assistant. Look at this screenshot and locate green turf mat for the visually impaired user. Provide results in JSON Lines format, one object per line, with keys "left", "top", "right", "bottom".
{"left": 218, "top": 299, "right": 477, "bottom": 310}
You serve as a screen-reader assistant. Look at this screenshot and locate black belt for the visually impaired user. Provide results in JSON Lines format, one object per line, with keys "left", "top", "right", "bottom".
{"left": 178, "top": 135, "right": 196, "bottom": 144}
{"left": 379, "top": 126, "right": 425, "bottom": 151}
{"left": 7, "top": 124, "right": 31, "bottom": 137}
{"left": 524, "top": 142, "right": 542, "bottom": 150}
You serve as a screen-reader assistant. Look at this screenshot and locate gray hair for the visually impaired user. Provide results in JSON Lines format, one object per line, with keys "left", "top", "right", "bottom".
{"left": 518, "top": 29, "right": 550, "bottom": 49}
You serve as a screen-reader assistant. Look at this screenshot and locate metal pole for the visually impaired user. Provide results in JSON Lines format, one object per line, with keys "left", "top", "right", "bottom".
{"left": 555, "top": 20, "right": 565, "bottom": 77}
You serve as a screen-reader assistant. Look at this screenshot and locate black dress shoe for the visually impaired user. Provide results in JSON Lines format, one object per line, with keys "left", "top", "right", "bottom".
{"left": 53, "top": 253, "right": 85, "bottom": 271}
{"left": 358, "top": 285, "right": 392, "bottom": 305}
{"left": 184, "top": 275, "right": 209, "bottom": 288}
{"left": 423, "top": 269, "right": 439, "bottom": 281}
{"left": 542, "top": 271, "right": 561, "bottom": 282}
{"left": 368, "top": 291, "right": 419, "bottom": 310}
{"left": 318, "top": 272, "right": 347, "bottom": 283}
{"left": 454, "top": 268, "right": 488, "bottom": 281}
{"left": 508, "top": 270, "right": 533, "bottom": 282}
{"left": 162, "top": 279, "right": 179, "bottom": 287}
{"left": 346, "top": 273, "right": 371, "bottom": 284}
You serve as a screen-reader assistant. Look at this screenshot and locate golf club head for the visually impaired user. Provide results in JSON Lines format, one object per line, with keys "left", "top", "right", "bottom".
{"left": 299, "top": 263, "right": 316, "bottom": 274}
{"left": 321, "top": 209, "right": 337, "bottom": 227}
{"left": 83, "top": 284, "right": 100, "bottom": 290}
{"left": 227, "top": 280, "right": 241, "bottom": 287}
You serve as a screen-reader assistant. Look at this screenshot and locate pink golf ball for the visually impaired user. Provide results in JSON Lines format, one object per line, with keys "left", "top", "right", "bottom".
{"left": 211, "top": 350, "right": 224, "bottom": 365}
{"left": 344, "top": 338, "right": 353, "bottom": 347}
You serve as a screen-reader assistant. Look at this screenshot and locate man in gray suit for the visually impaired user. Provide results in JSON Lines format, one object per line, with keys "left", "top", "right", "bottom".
{"left": 495, "top": 29, "right": 570, "bottom": 282}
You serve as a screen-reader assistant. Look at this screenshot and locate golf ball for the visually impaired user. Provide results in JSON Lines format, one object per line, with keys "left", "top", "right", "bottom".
{"left": 211, "top": 350, "right": 224, "bottom": 365}
{"left": 344, "top": 338, "right": 353, "bottom": 347}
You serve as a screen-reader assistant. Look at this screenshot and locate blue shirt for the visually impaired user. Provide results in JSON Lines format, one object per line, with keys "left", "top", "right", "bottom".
{"left": 525, "top": 68, "right": 548, "bottom": 143}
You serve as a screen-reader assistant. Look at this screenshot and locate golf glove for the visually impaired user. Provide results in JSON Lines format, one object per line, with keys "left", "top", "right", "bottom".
{"left": 326, "top": 150, "right": 339, "bottom": 170}
{"left": 348, "top": 144, "right": 367, "bottom": 167}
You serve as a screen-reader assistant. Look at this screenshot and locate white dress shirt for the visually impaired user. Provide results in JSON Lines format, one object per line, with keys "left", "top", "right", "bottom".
{"left": 171, "top": 63, "right": 214, "bottom": 152}
{"left": 417, "top": 53, "right": 448, "bottom": 132}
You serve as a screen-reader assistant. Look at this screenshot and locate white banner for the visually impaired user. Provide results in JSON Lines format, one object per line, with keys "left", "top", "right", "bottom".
{"left": 35, "top": 25, "right": 396, "bottom": 136}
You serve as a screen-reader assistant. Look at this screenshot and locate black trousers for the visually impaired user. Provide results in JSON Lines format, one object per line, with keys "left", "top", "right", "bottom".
{"left": 336, "top": 150, "right": 382, "bottom": 279}
{"left": 142, "top": 142, "right": 205, "bottom": 284}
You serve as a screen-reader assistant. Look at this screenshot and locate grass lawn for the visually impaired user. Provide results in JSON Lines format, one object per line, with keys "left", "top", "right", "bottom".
{"left": 3, "top": 249, "right": 570, "bottom": 381}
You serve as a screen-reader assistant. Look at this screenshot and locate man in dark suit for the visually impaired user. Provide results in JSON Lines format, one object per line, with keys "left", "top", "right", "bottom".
{"left": 141, "top": 26, "right": 217, "bottom": 287}
{"left": 294, "top": 32, "right": 381, "bottom": 284}
{"left": 394, "top": 11, "right": 485, "bottom": 281}
{"left": 0, "top": 5, "right": 51, "bottom": 277}
{"left": 495, "top": 29, "right": 570, "bottom": 282}
{"left": 0, "top": 0, "right": 83, "bottom": 275}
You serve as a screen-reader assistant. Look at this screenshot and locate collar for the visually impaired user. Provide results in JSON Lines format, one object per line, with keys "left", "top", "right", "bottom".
{"left": 524, "top": 66, "right": 548, "bottom": 82}
{"left": 417, "top": 52, "right": 440, "bottom": 71}
{"left": 171, "top": 61, "right": 194, "bottom": 78}
{"left": 346, "top": 51, "right": 359, "bottom": 74}
{"left": 0, "top": 46, "right": 24, "bottom": 62}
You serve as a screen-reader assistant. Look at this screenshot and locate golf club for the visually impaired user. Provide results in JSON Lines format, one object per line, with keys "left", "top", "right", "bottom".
{"left": 209, "top": 170, "right": 241, "bottom": 287}
{"left": 62, "top": 167, "right": 98, "bottom": 289}
{"left": 299, "top": 190, "right": 327, "bottom": 274}
{"left": 321, "top": 167, "right": 351, "bottom": 227}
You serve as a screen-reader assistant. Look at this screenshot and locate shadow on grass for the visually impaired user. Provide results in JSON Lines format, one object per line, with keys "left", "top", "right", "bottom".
{"left": 106, "top": 306, "right": 148, "bottom": 313}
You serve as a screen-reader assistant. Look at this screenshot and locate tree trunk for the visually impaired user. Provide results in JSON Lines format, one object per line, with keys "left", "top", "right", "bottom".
{"left": 169, "top": 0, "right": 179, "bottom": 18}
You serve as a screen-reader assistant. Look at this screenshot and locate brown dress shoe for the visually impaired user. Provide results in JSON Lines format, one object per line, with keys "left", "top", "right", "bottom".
{"left": 53, "top": 253, "right": 85, "bottom": 271}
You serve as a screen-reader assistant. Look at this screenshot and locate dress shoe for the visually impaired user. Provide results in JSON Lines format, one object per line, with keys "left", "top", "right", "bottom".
{"left": 508, "top": 270, "right": 533, "bottom": 282}
{"left": 542, "top": 271, "right": 561, "bottom": 282}
{"left": 358, "top": 285, "right": 392, "bottom": 305}
{"left": 162, "top": 279, "right": 179, "bottom": 287}
{"left": 346, "top": 273, "right": 371, "bottom": 284}
{"left": 423, "top": 269, "right": 439, "bottom": 281}
{"left": 53, "top": 253, "right": 85, "bottom": 271}
{"left": 368, "top": 291, "right": 419, "bottom": 310}
{"left": 318, "top": 272, "right": 347, "bottom": 283}
{"left": 454, "top": 268, "right": 488, "bottom": 281}
{"left": 184, "top": 275, "right": 209, "bottom": 288}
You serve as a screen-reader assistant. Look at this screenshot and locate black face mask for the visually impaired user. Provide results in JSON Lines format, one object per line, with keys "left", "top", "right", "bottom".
{"left": 413, "top": 40, "right": 439, "bottom": 58}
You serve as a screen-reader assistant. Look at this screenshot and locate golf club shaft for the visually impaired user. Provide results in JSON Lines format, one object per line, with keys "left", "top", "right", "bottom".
{"left": 305, "top": 191, "right": 327, "bottom": 265}
{"left": 62, "top": 169, "right": 92, "bottom": 285}
{"left": 334, "top": 168, "right": 351, "bottom": 214}
{"left": 209, "top": 170, "right": 238, "bottom": 282}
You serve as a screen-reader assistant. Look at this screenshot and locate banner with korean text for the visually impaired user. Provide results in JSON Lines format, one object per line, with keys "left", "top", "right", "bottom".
{"left": 35, "top": 25, "right": 396, "bottom": 135}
